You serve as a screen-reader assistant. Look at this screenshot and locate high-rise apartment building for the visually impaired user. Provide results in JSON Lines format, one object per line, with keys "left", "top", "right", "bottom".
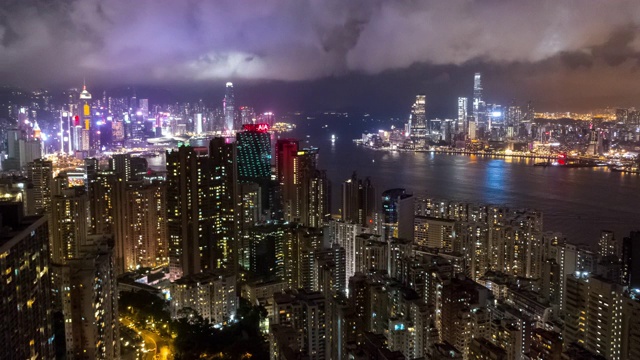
{"left": 0, "top": 204, "right": 54, "bottom": 360}
{"left": 170, "top": 271, "right": 238, "bottom": 325}
{"left": 564, "top": 273, "right": 625, "bottom": 359}
{"left": 166, "top": 146, "right": 214, "bottom": 280}
{"left": 50, "top": 187, "right": 89, "bottom": 264}
{"left": 64, "top": 237, "right": 119, "bottom": 359}
{"left": 210, "top": 137, "right": 239, "bottom": 270}
{"left": 622, "top": 231, "right": 640, "bottom": 289}
{"left": 341, "top": 172, "right": 376, "bottom": 227}
{"left": 113, "top": 181, "right": 168, "bottom": 272}
{"left": 26, "top": 158, "right": 53, "bottom": 215}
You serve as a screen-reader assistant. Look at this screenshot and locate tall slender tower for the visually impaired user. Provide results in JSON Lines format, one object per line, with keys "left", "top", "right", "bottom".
{"left": 472, "top": 72, "right": 483, "bottom": 123}
{"left": 209, "top": 137, "right": 239, "bottom": 271}
{"left": 224, "top": 82, "right": 235, "bottom": 131}
{"left": 166, "top": 146, "right": 214, "bottom": 281}
{"left": 457, "top": 97, "right": 468, "bottom": 135}
{"left": 410, "top": 95, "right": 427, "bottom": 136}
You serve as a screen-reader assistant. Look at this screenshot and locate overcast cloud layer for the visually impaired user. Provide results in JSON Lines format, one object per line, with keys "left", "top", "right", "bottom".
{"left": 2, "top": 0, "right": 640, "bottom": 112}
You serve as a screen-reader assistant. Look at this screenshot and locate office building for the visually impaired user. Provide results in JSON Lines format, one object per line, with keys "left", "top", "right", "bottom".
{"left": 410, "top": 95, "right": 427, "bottom": 136}
{"left": 0, "top": 203, "right": 54, "bottom": 360}
{"left": 224, "top": 82, "right": 235, "bottom": 130}
{"left": 236, "top": 125, "right": 271, "bottom": 183}
{"left": 473, "top": 72, "right": 484, "bottom": 125}
{"left": 457, "top": 97, "right": 468, "bottom": 135}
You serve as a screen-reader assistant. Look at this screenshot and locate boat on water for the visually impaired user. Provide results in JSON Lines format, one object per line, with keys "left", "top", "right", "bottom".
{"left": 534, "top": 161, "right": 551, "bottom": 167}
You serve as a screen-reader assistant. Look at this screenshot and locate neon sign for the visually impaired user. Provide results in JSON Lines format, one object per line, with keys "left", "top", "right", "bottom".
{"left": 243, "top": 123, "right": 270, "bottom": 132}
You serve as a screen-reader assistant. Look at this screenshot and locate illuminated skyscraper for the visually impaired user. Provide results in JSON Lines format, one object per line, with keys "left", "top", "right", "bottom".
{"left": 26, "top": 158, "right": 53, "bottom": 215}
{"left": 457, "top": 97, "right": 468, "bottom": 134}
{"left": 64, "top": 237, "right": 119, "bottom": 359}
{"left": 113, "top": 181, "right": 168, "bottom": 272}
{"left": 276, "top": 139, "right": 300, "bottom": 222}
{"left": 166, "top": 146, "right": 214, "bottom": 281}
{"left": 0, "top": 204, "right": 54, "bottom": 360}
{"left": 209, "top": 137, "right": 239, "bottom": 270}
{"left": 410, "top": 95, "right": 427, "bottom": 136}
{"left": 472, "top": 72, "right": 483, "bottom": 124}
{"left": 77, "top": 84, "right": 92, "bottom": 151}
{"left": 224, "top": 82, "right": 235, "bottom": 131}
{"left": 50, "top": 186, "right": 89, "bottom": 264}
{"left": 236, "top": 125, "right": 271, "bottom": 183}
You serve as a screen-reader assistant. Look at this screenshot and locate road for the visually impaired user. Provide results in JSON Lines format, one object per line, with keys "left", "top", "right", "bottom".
{"left": 121, "top": 318, "right": 173, "bottom": 360}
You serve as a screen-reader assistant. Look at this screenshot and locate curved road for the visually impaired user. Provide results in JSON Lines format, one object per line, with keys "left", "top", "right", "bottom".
{"left": 121, "top": 318, "right": 173, "bottom": 360}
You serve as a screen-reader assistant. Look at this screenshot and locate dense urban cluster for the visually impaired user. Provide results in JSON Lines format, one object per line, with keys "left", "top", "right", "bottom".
{"left": 359, "top": 73, "right": 640, "bottom": 173}
{"left": 0, "top": 81, "right": 638, "bottom": 360}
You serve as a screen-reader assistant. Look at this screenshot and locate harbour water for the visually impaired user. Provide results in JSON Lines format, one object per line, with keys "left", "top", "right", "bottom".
{"left": 294, "top": 117, "right": 640, "bottom": 245}
{"left": 148, "top": 116, "right": 640, "bottom": 245}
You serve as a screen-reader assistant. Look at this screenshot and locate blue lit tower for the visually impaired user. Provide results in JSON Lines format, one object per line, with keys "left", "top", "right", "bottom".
{"left": 236, "top": 125, "right": 272, "bottom": 211}
{"left": 223, "top": 82, "right": 235, "bottom": 131}
{"left": 236, "top": 126, "right": 271, "bottom": 183}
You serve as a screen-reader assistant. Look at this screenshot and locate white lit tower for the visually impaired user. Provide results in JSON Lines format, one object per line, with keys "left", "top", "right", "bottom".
{"left": 410, "top": 95, "right": 427, "bottom": 137}
{"left": 223, "top": 82, "right": 235, "bottom": 131}
{"left": 472, "top": 72, "right": 484, "bottom": 125}
{"left": 457, "top": 97, "right": 468, "bottom": 135}
{"left": 76, "top": 84, "right": 92, "bottom": 152}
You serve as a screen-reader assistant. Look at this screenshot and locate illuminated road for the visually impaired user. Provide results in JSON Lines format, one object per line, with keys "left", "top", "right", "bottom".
{"left": 121, "top": 318, "right": 173, "bottom": 360}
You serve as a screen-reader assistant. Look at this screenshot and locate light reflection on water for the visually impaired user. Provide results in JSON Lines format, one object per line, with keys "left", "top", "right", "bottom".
{"left": 148, "top": 124, "right": 640, "bottom": 245}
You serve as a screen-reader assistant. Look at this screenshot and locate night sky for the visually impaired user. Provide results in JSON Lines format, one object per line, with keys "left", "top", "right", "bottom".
{"left": 2, "top": 0, "right": 640, "bottom": 117}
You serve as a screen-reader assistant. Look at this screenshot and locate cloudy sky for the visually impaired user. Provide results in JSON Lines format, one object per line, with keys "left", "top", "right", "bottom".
{"left": 2, "top": 0, "right": 640, "bottom": 116}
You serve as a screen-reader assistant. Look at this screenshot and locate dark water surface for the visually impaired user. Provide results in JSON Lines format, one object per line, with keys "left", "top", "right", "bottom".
{"left": 149, "top": 116, "right": 640, "bottom": 245}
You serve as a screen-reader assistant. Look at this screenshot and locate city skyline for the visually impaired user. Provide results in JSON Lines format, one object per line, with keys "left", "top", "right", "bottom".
{"left": 1, "top": 2, "right": 640, "bottom": 360}
{"left": 3, "top": 2, "right": 640, "bottom": 114}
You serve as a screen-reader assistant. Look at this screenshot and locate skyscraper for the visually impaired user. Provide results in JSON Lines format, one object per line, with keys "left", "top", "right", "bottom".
{"left": 64, "top": 237, "right": 120, "bottom": 359}
{"left": 410, "top": 95, "right": 427, "bottom": 136}
{"left": 236, "top": 125, "right": 271, "bottom": 183}
{"left": 209, "top": 137, "right": 239, "bottom": 270}
{"left": 622, "top": 231, "right": 640, "bottom": 289}
{"left": 26, "top": 158, "right": 53, "bottom": 215}
{"left": 0, "top": 203, "right": 54, "bottom": 360}
{"left": 472, "top": 72, "right": 483, "bottom": 124}
{"left": 166, "top": 146, "right": 214, "bottom": 280}
{"left": 341, "top": 172, "right": 376, "bottom": 227}
{"left": 276, "top": 139, "right": 300, "bottom": 222}
{"left": 50, "top": 186, "right": 89, "bottom": 264}
{"left": 77, "top": 84, "right": 92, "bottom": 152}
{"left": 457, "top": 97, "right": 468, "bottom": 135}
{"left": 224, "top": 82, "right": 235, "bottom": 131}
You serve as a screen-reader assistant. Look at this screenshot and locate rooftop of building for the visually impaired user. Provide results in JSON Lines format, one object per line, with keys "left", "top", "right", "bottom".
{"left": 0, "top": 202, "right": 46, "bottom": 251}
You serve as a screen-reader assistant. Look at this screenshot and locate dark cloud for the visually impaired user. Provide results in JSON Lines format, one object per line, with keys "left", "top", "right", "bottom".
{"left": 1, "top": 0, "right": 640, "bottom": 112}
